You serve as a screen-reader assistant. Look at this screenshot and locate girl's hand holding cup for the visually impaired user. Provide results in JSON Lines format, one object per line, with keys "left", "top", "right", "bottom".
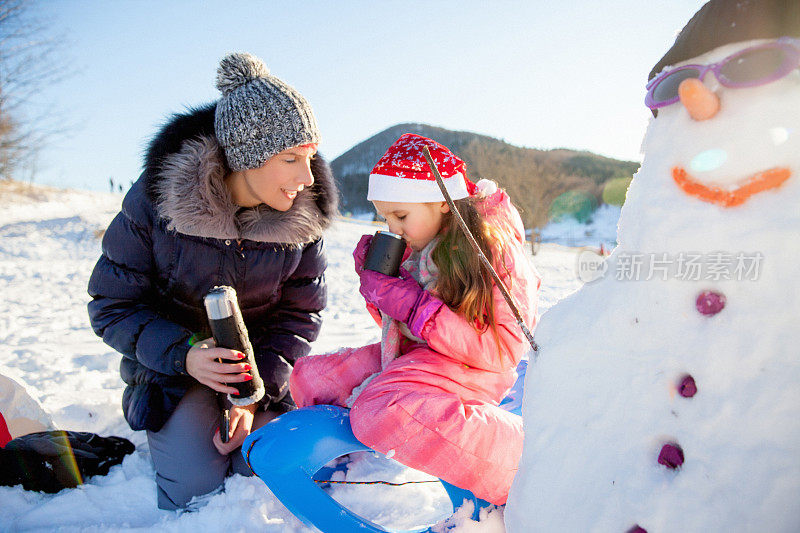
{"left": 354, "top": 230, "right": 442, "bottom": 334}
{"left": 185, "top": 337, "right": 253, "bottom": 396}
{"left": 352, "top": 234, "right": 373, "bottom": 274}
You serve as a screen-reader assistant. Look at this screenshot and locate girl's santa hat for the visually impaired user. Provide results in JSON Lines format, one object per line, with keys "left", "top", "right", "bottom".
{"left": 367, "top": 134, "right": 478, "bottom": 203}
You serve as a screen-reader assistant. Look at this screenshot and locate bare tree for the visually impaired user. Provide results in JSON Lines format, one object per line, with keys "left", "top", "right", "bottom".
{"left": 0, "top": 0, "right": 65, "bottom": 181}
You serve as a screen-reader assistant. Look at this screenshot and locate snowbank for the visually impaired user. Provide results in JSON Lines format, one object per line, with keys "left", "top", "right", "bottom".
{"left": 0, "top": 181, "right": 583, "bottom": 532}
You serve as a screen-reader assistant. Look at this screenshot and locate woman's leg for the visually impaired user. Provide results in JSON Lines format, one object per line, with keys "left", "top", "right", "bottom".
{"left": 349, "top": 356, "right": 523, "bottom": 505}
{"left": 229, "top": 408, "right": 279, "bottom": 476}
{"left": 290, "top": 343, "right": 382, "bottom": 408}
{"left": 146, "top": 384, "right": 230, "bottom": 510}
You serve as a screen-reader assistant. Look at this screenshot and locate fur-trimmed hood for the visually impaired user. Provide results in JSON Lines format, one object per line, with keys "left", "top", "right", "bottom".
{"left": 143, "top": 103, "right": 338, "bottom": 244}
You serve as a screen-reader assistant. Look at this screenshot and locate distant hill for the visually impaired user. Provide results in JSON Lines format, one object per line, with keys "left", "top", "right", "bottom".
{"left": 330, "top": 123, "right": 639, "bottom": 230}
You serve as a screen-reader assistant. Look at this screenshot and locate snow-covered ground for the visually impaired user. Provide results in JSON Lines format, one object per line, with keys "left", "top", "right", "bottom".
{"left": 537, "top": 204, "right": 621, "bottom": 250}
{"left": 0, "top": 182, "right": 592, "bottom": 532}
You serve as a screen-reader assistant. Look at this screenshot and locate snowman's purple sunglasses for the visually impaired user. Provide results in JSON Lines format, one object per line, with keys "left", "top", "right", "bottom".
{"left": 645, "top": 37, "right": 800, "bottom": 110}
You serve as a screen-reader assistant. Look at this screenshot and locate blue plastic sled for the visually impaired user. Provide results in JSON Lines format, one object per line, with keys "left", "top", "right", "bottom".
{"left": 242, "top": 360, "right": 528, "bottom": 532}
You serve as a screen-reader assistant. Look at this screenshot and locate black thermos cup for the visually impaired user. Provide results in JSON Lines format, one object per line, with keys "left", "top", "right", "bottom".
{"left": 364, "top": 231, "right": 407, "bottom": 277}
{"left": 204, "top": 286, "right": 265, "bottom": 406}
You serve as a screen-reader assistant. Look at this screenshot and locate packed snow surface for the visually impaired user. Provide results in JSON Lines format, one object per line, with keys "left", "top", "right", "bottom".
{"left": 0, "top": 181, "right": 587, "bottom": 532}
{"left": 538, "top": 204, "right": 621, "bottom": 250}
{"left": 506, "top": 39, "right": 800, "bottom": 532}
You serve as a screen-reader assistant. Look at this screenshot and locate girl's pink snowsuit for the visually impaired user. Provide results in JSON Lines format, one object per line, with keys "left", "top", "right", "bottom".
{"left": 290, "top": 189, "right": 540, "bottom": 505}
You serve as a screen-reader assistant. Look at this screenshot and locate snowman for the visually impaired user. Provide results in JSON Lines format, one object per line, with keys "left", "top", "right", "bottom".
{"left": 506, "top": 0, "right": 800, "bottom": 531}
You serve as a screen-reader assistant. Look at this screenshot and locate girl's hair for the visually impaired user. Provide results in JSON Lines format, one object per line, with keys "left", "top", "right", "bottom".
{"left": 431, "top": 196, "right": 514, "bottom": 340}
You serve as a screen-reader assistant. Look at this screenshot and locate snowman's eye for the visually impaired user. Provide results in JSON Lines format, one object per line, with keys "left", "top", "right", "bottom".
{"left": 651, "top": 68, "right": 702, "bottom": 105}
{"left": 718, "top": 47, "right": 793, "bottom": 86}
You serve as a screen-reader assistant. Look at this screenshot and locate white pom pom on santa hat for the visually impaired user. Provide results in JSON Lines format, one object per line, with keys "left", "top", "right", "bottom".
{"left": 475, "top": 179, "right": 498, "bottom": 198}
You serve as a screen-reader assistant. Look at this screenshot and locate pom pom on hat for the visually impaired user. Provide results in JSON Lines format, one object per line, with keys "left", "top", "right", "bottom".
{"left": 475, "top": 178, "right": 498, "bottom": 198}
{"left": 216, "top": 52, "right": 270, "bottom": 95}
{"left": 368, "top": 134, "right": 477, "bottom": 203}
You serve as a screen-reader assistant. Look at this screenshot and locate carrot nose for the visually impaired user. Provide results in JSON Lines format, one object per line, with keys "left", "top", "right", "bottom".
{"left": 678, "top": 78, "right": 720, "bottom": 121}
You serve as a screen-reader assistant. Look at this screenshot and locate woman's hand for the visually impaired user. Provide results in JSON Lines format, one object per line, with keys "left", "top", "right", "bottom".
{"left": 212, "top": 403, "right": 258, "bottom": 455}
{"left": 185, "top": 337, "right": 252, "bottom": 395}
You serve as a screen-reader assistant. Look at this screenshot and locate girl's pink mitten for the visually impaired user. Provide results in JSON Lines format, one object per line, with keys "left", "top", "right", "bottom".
{"left": 358, "top": 270, "right": 443, "bottom": 337}
{"left": 352, "top": 235, "right": 372, "bottom": 274}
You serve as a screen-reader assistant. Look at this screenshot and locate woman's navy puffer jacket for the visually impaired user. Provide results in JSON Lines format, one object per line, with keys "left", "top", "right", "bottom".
{"left": 87, "top": 104, "right": 338, "bottom": 432}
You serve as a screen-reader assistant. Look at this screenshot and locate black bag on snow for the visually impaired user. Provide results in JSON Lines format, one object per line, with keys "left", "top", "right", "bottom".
{"left": 0, "top": 430, "right": 134, "bottom": 493}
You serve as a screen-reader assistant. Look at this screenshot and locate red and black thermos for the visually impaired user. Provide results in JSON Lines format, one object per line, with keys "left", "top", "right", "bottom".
{"left": 204, "top": 286, "right": 265, "bottom": 406}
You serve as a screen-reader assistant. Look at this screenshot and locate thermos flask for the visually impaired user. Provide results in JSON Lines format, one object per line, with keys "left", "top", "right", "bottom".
{"left": 364, "top": 231, "right": 407, "bottom": 276}
{"left": 204, "top": 286, "right": 265, "bottom": 407}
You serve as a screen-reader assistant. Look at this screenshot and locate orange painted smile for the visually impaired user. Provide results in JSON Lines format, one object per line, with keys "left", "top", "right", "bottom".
{"left": 672, "top": 166, "right": 791, "bottom": 207}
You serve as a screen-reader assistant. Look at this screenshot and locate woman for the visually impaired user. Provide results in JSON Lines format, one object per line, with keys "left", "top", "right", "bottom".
{"left": 87, "top": 52, "right": 337, "bottom": 510}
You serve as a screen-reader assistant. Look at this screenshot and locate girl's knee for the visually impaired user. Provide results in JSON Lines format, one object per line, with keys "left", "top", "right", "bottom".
{"left": 291, "top": 352, "right": 334, "bottom": 387}
{"left": 289, "top": 357, "right": 307, "bottom": 389}
{"left": 350, "top": 387, "right": 404, "bottom": 449}
{"left": 289, "top": 356, "right": 319, "bottom": 408}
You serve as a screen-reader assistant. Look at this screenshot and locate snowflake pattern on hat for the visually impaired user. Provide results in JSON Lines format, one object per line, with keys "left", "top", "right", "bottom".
{"left": 370, "top": 134, "right": 477, "bottom": 196}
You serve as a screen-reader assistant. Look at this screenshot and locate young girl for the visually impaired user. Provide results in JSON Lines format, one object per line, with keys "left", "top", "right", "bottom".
{"left": 290, "top": 134, "right": 540, "bottom": 505}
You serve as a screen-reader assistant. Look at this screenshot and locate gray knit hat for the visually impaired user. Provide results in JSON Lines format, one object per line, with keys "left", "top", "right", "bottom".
{"left": 214, "top": 52, "right": 320, "bottom": 171}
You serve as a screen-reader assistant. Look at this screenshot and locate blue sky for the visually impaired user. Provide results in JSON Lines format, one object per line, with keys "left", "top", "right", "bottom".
{"left": 25, "top": 0, "right": 707, "bottom": 191}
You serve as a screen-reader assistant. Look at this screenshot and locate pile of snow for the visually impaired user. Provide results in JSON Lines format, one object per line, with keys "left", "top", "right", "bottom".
{"left": 0, "top": 180, "right": 582, "bottom": 532}
{"left": 507, "top": 38, "right": 800, "bottom": 532}
{"left": 537, "top": 204, "right": 621, "bottom": 250}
